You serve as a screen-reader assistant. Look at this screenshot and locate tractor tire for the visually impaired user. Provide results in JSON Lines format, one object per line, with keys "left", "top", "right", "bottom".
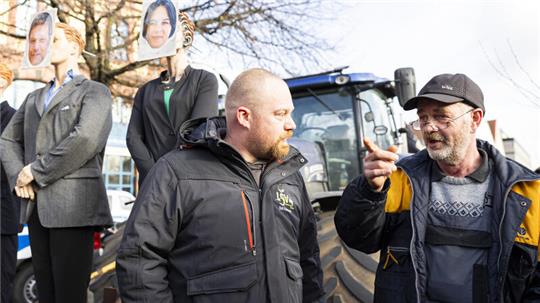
{"left": 317, "top": 211, "right": 379, "bottom": 303}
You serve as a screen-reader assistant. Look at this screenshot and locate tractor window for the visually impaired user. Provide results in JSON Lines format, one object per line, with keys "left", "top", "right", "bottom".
{"left": 358, "top": 89, "right": 393, "bottom": 150}
{"left": 291, "top": 91, "right": 358, "bottom": 191}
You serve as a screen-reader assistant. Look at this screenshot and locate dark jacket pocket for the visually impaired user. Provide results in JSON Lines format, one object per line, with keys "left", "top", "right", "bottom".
{"left": 504, "top": 244, "right": 538, "bottom": 303}
{"left": 380, "top": 246, "right": 410, "bottom": 272}
{"left": 187, "top": 262, "right": 257, "bottom": 296}
{"left": 285, "top": 257, "right": 304, "bottom": 280}
{"left": 375, "top": 246, "right": 416, "bottom": 303}
{"left": 284, "top": 258, "right": 303, "bottom": 303}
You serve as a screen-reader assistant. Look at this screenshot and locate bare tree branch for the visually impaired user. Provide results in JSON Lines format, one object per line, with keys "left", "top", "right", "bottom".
{"left": 1, "top": 0, "right": 333, "bottom": 98}
{"left": 506, "top": 39, "right": 540, "bottom": 92}
{"left": 479, "top": 41, "right": 540, "bottom": 107}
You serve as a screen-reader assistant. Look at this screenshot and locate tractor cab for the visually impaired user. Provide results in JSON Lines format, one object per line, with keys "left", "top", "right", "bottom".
{"left": 285, "top": 67, "right": 416, "bottom": 208}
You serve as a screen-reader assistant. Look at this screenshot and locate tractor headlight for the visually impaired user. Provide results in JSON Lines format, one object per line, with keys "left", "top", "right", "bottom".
{"left": 335, "top": 75, "right": 350, "bottom": 85}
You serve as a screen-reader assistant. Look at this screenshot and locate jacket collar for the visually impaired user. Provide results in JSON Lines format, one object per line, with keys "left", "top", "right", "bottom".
{"left": 36, "top": 75, "right": 86, "bottom": 116}
{"left": 159, "top": 65, "right": 192, "bottom": 88}
{"left": 179, "top": 116, "right": 307, "bottom": 178}
{"left": 48, "top": 69, "right": 77, "bottom": 88}
{"left": 430, "top": 148, "right": 490, "bottom": 182}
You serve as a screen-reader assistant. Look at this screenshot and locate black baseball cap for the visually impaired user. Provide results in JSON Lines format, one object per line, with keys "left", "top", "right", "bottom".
{"left": 403, "top": 73, "right": 485, "bottom": 112}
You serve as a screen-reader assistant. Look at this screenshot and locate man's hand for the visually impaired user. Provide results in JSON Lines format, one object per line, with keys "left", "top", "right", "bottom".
{"left": 14, "top": 184, "right": 35, "bottom": 200}
{"left": 363, "top": 137, "right": 399, "bottom": 192}
{"left": 16, "top": 164, "right": 34, "bottom": 187}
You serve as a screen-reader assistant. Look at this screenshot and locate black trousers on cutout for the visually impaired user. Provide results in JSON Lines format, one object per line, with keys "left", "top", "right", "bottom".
{"left": 1, "top": 234, "right": 17, "bottom": 303}
{"left": 28, "top": 208, "right": 94, "bottom": 303}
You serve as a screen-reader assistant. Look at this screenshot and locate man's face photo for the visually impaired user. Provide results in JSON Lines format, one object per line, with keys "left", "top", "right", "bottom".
{"left": 24, "top": 11, "right": 54, "bottom": 68}
{"left": 29, "top": 23, "right": 50, "bottom": 65}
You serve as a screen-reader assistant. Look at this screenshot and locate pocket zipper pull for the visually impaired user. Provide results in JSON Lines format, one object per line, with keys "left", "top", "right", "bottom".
{"left": 383, "top": 247, "right": 400, "bottom": 269}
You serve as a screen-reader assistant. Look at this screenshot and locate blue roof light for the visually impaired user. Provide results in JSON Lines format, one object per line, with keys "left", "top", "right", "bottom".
{"left": 285, "top": 72, "right": 390, "bottom": 90}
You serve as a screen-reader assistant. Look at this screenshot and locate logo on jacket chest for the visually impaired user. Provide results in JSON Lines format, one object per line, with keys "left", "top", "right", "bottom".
{"left": 275, "top": 188, "right": 295, "bottom": 213}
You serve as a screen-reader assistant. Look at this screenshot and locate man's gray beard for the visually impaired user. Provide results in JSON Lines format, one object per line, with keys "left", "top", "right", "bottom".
{"left": 426, "top": 125, "right": 471, "bottom": 165}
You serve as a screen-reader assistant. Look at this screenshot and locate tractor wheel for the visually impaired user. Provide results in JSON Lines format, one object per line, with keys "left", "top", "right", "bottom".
{"left": 317, "top": 211, "right": 379, "bottom": 303}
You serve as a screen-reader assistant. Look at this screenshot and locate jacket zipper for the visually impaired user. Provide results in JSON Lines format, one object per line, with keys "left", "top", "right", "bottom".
{"left": 402, "top": 168, "right": 421, "bottom": 302}
{"left": 241, "top": 191, "right": 257, "bottom": 256}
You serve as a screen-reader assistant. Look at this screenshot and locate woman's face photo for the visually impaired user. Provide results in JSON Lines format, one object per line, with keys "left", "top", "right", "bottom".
{"left": 144, "top": 4, "right": 172, "bottom": 49}
{"left": 137, "top": 0, "right": 178, "bottom": 61}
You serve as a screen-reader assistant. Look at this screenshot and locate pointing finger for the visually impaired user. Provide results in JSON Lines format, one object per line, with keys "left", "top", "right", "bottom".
{"left": 387, "top": 145, "right": 398, "bottom": 153}
{"left": 363, "top": 137, "right": 379, "bottom": 153}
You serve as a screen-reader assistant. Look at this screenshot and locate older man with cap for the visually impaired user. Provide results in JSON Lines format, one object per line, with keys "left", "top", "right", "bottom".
{"left": 335, "top": 73, "right": 540, "bottom": 303}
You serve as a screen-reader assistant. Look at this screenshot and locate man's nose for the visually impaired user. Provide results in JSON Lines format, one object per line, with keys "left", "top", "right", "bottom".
{"left": 285, "top": 116, "right": 296, "bottom": 130}
{"left": 423, "top": 122, "right": 439, "bottom": 132}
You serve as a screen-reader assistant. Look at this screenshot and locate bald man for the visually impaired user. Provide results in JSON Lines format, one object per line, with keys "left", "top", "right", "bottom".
{"left": 117, "top": 68, "right": 324, "bottom": 303}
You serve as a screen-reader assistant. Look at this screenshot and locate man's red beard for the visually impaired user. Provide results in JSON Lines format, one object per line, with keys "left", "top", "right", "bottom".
{"left": 257, "top": 130, "right": 293, "bottom": 160}
{"left": 267, "top": 130, "right": 294, "bottom": 160}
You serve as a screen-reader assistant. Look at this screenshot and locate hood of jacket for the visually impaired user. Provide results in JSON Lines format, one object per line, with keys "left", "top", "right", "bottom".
{"left": 178, "top": 116, "right": 305, "bottom": 168}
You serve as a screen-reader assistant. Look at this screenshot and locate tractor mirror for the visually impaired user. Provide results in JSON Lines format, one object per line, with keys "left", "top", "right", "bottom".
{"left": 394, "top": 68, "right": 416, "bottom": 107}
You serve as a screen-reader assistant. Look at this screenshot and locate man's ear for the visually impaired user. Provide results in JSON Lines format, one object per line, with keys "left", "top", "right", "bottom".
{"left": 236, "top": 106, "right": 251, "bottom": 129}
{"left": 471, "top": 109, "right": 483, "bottom": 132}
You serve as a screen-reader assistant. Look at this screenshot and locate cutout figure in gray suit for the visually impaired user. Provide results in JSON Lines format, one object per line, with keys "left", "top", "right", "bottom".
{"left": 0, "top": 22, "right": 113, "bottom": 303}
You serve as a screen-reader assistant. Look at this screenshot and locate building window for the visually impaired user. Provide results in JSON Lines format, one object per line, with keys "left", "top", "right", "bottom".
{"left": 103, "top": 155, "right": 136, "bottom": 194}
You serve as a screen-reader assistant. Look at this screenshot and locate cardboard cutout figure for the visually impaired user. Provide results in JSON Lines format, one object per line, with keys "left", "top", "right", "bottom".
{"left": 137, "top": 0, "right": 178, "bottom": 61}
{"left": 127, "top": 12, "right": 218, "bottom": 185}
{"left": 1, "top": 22, "right": 113, "bottom": 302}
{"left": 22, "top": 9, "right": 56, "bottom": 68}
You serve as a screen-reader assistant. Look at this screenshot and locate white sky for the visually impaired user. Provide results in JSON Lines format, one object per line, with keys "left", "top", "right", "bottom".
{"left": 192, "top": 0, "right": 540, "bottom": 169}
{"left": 320, "top": 0, "right": 540, "bottom": 168}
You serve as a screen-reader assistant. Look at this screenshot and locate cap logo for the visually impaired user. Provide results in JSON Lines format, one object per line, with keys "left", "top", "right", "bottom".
{"left": 441, "top": 84, "right": 453, "bottom": 90}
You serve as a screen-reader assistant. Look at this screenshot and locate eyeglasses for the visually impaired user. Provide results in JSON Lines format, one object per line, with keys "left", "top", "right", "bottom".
{"left": 409, "top": 109, "right": 474, "bottom": 131}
